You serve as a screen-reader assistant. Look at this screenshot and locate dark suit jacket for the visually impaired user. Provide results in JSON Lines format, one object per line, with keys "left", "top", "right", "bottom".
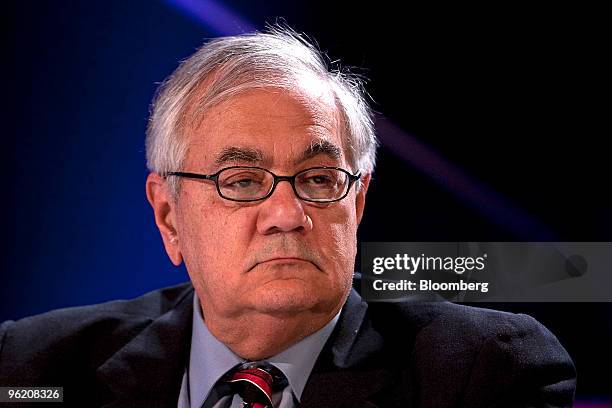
{"left": 0, "top": 282, "right": 576, "bottom": 407}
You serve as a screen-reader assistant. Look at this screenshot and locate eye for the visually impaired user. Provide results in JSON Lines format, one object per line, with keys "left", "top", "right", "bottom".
{"left": 305, "top": 174, "right": 334, "bottom": 185}
{"left": 220, "top": 170, "right": 266, "bottom": 190}
{"left": 230, "top": 178, "right": 255, "bottom": 188}
{"left": 297, "top": 170, "right": 340, "bottom": 189}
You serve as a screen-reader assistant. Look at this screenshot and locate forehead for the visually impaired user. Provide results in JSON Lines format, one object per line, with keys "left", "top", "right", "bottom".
{"left": 183, "top": 87, "right": 345, "bottom": 170}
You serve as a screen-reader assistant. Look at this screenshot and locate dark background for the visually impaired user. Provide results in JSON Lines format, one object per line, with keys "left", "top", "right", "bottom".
{"left": 2, "top": 1, "right": 610, "bottom": 403}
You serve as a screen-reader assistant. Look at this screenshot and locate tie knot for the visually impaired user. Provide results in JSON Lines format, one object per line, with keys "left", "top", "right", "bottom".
{"left": 226, "top": 363, "right": 282, "bottom": 408}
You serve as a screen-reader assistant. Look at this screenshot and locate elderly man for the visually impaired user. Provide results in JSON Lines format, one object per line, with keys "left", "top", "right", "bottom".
{"left": 0, "top": 27, "right": 575, "bottom": 407}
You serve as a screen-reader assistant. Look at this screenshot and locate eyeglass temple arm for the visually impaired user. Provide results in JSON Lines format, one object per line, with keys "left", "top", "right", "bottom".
{"left": 164, "top": 171, "right": 216, "bottom": 180}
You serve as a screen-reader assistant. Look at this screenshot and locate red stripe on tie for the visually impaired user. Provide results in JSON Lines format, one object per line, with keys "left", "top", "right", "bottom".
{"left": 227, "top": 367, "right": 274, "bottom": 408}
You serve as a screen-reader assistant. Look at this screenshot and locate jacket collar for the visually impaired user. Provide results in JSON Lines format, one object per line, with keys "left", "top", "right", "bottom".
{"left": 96, "top": 286, "right": 194, "bottom": 407}
{"left": 300, "top": 289, "right": 414, "bottom": 408}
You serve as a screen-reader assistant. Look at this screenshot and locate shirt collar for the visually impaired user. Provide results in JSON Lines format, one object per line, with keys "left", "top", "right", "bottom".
{"left": 187, "top": 293, "right": 340, "bottom": 407}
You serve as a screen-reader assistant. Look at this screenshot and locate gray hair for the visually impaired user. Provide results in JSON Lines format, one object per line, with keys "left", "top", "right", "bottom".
{"left": 145, "top": 25, "right": 378, "bottom": 197}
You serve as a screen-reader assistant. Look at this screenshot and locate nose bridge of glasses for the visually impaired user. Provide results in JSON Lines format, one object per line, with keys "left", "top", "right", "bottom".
{"left": 269, "top": 174, "right": 299, "bottom": 197}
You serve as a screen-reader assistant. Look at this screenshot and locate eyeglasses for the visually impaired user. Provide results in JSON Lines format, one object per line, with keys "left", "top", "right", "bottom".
{"left": 165, "top": 166, "right": 361, "bottom": 203}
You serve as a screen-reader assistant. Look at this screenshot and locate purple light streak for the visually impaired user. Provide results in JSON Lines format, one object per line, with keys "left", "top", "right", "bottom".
{"left": 165, "top": 0, "right": 256, "bottom": 35}
{"left": 376, "top": 115, "right": 556, "bottom": 239}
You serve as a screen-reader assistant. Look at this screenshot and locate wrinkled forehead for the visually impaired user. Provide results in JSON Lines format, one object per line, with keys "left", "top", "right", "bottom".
{"left": 181, "top": 84, "right": 347, "bottom": 171}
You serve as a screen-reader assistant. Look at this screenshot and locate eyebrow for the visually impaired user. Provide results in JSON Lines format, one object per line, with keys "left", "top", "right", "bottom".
{"left": 294, "top": 139, "right": 342, "bottom": 165}
{"left": 213, "top": 139, "right": 343, "bottom": 168}
{"left": 214, "top": 146, "right": 265, "bottom": 166}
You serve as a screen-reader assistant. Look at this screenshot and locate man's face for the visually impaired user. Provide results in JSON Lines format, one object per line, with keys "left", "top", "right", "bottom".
{"left": 167, "top": 87, "right": 368, "bottom": 323}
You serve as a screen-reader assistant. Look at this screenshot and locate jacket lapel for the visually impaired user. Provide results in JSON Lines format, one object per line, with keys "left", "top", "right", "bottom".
{"left": 95, "top": 287, "right": 194, "bottom": 407}
{"left": 300, "top": 290, "right": 415, "bottom": 408}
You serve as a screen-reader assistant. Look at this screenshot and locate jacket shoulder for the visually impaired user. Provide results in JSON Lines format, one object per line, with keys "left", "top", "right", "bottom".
{"left": 368, "top": 301, "right": 576, "bottom": 407}
{"left": 0, "top": 282, "right": 193, "bottom": 385}
{"left": 369, "top": 300, "right": 539, "bottom": 344}
{"left": 370, "top": 300, "right": 567, "bottom": 349}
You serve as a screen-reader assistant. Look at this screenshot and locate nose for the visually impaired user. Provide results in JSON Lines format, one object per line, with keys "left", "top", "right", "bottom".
{"left": 256, "top": 179, "right": 313, "bottom": 235}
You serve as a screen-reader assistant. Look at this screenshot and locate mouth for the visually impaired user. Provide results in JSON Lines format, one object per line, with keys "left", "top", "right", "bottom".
{"left": 248, "top": 257, "right": 321, "bottom": 272}
{"left": 261, "top": 257, "right": 308, "bottom": 263}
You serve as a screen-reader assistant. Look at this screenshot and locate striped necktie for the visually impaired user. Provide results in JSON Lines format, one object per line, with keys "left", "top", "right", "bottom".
{"left": 226, "top": 365, "right": 277, "bottom": 408}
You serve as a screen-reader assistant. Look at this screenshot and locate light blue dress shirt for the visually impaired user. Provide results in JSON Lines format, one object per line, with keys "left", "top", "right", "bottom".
{"left": 177, "top": 294, "right": 340, "bottom": 408}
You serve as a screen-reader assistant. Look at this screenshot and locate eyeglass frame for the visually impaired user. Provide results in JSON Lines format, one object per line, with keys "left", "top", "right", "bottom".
{"left": 164, "top": 165, "right": 362, "bottom": 203}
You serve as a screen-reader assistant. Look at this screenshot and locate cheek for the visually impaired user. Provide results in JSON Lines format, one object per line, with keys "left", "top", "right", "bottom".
{"left": 328, "top": 222, "right": 358, "bottom": 264}
{"left": 178, "top": 193, "right": 256, "bottom": 290}
{"left": 315, "top": 204, "right": 359, "bottom": 277}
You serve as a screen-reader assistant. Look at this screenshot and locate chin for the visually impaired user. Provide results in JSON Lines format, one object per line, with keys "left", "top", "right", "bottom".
{"left": 250, "top": 281, "right": 336, "bottom": 315}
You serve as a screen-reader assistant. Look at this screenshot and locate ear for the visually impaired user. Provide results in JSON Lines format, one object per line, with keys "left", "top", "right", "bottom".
{"left": 145, "top": 172, "right": 183, "bottom": 266}
{"left": 355, "top": 173, "right": 371, "bottom": 225}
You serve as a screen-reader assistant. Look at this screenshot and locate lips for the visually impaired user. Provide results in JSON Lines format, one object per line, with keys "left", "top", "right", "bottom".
{"left": 261, "top": 257, "right": 308, "bottom": 262}
{"left": 247, "top": 256, "right": 321, "bottom": 272}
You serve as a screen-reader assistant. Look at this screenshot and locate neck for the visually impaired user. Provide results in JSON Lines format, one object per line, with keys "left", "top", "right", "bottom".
{"left": 202, "top": 308, "right": 340, "bottom": 360}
